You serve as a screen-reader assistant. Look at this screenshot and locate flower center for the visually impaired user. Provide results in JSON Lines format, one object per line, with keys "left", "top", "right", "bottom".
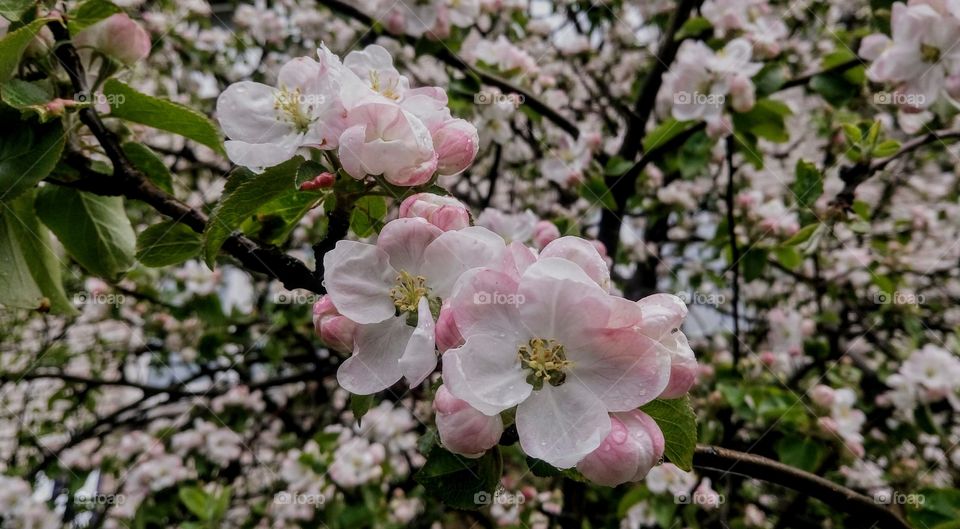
{"left": 389, "top": 271, "right": 429, "bottom": 313}
{"left": 921, "top": 44, "right": 941, "bottom": 63}
{"left": 368, "top": 71, "right": 401, "bottom": 100}
{"left": 518, "top": 338, "right": 572, "bottom": 390}
{"left": 274, "top": 86, "right": 313, "bottom": 133}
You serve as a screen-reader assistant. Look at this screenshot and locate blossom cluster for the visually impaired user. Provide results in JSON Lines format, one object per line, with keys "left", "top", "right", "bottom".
{"left": 317, "top": 192, "right": 698, "bottom": 484}
{"left": 216, "top": 44, "right": 479, "bottom": 184}
{"left": 861, "top": 1, "right": 960, "bottom": 114}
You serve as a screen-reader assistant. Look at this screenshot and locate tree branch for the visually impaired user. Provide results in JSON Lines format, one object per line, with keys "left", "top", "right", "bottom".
{"left": 47, "top": 20, "right": 325, "bottom": 294}
{"left": 693, "top": 445, "right": 912, "bottom": 529}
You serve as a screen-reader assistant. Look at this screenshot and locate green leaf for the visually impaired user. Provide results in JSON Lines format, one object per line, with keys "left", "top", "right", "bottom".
{"left": 350, "top": 394, "right": 374, "bottom": 421}
{"left": 0, "top": 110, "right": 65, "bottom": 202}
{"left": 0, "top": 201, "right": 45, "bottom": 309}
{"left": 1, "top": 78, "right": 57, "bottom": 121}
{"left": 67, "top": 0, "right": 121, "bottom": 34}
{"left": 415, "top": 445, "right": 502, "bottom": 510}
{"left": 775, "top": 436, "right": 825, "bottom": 472}
{"left": 676, "top": 16, "right": 712, "bottom": 40}
{"left": 246, "top": 189, "right": 324, "bottom": 245}
{"left": 7, "top": 191, "right": 76, "bottom": 314}
{"left": 604, "top": 155, "right": 633, "bottom": 177}
{"left": 741, "top": 248, "right": 768, "bottom": 282}
{"left": 774, "top": 246, "right": 803, "bottom": 270}
{"left": 579, "top": 176, "right": 617, "bottom": 211}
{"left": 349, "top": 195, "right": 387, "bottom": 237}
{"left": 122, "top": 142, "right": 173, "bottom": 193}
{"left": 178, "top": 486, "right": 211, "bottom": 521}
{"left": 782, "top": 223, "right": 819, "bottom": 246}
{"left": 102, "top": 79, "right": 224, "bottom": 154}
{"left": 906, "top": 488, "right": 960, "bottom": 528}
{"left": 136, "top": 221, "right": 202, "bottom": 267}
{"left": 640, "top": 396, "right": 697, "bottom": 471}
{"left": 841, "top": 123, "right": 862, "bottom": 144}
{"left": 204, "top": 157, "right": 302, "bottom": 266}
{"left": 525, "top": 456, "right": 587, "bottom": 482}
{"left": 0, "top": 0, "right": 34, "bottom": 21}
{"left": 791, "top": 159, "right": 823, "bottom": 211}
{"left": 35, "top": 186, "right": 136, "bottom": 279}
{"left": 732, "top": 99, "right": 791, "bottom": 143}
{"left": 872, "top": 139, "right": 900, "bottom": 158}
{"left": 0, "top": 18, "right": 51, "bottom": 82}
{"left": 643, "top": 118, "right": 697, "bottom": 153}
{"left": 0, "top": 192, "right": 77, "bottom": 314}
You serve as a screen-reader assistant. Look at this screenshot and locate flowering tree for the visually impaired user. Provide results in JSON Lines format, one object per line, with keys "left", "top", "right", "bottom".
{"left": 1, "top": 0, "right": 959, "bottom": 528}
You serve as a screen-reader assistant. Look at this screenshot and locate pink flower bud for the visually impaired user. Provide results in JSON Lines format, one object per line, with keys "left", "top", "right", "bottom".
{"left": 433, "top": 385, "right": 503, "bottom": 458}
{"left": 433, "top": 118, "right": 479, "bottom": 176}
{"left": 532, "top": 220, "right": 560, "bottom": 249}
{"left": 577, "top": 411, "right": 664, "bottom": 486}
{"left": 729, "top": 75, "right": 756, "bottom": 113}
{"left": 313, "top": 296, "right": 357, "bottom": 355}
{"left": 817, "top": 416, "right": 838, "bottom": 435}
{"left": 759, "top": 351, "right": 776, "bottom": 366}
{"left": 435, "top": 302, "right": 464, "bottom": 353}
{"left": 810, "top": 385, "right": 835, "bottom": 407}
{"left": 399, "top": 193, "right": 471, "bottom": 231}
{"left": 74, "top": 13, "right": 151, "bottom": 65}
{"left": 300, "top": 172, "right": 336, "bottom": 190}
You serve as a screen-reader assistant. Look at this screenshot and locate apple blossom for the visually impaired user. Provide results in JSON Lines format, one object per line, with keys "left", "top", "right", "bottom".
{"left": 217, "top": 51, "right": 341, "bottom": 170}
{"left": 442, "top": 258, "right": 671, "bottom": 468}
{"left": 323, "top": 217, "right": 505, "bottom": 393}
{"left": 866, "top": 2, "right": 960, "bottom": 109}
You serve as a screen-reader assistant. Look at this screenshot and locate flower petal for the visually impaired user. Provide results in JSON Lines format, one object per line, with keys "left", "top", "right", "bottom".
{"left": 323, "top": 240, "right": 397, "bottom": 324}
{"left": 567, "top": 326, "right": 671, "bottom": 411}
{"left": 399, "top": 297, "right": 437, "bottom": 387}
{"left": 442, "top": 334, "right": 531, "bottom": 416}
{"left": 377, "top": 218, "right": 443, "bottom": 274}
{"left": 420, "top": 226, "right": 506, "bottom": 298}
{"left": 517, "top": 257, "right": 610, "bottom": 342}
{"left": 516, "top": 383, "right": 610, "bottom": 469}
{"left": 337, "top": 316, "right": 413, "bottom": 394}
{"left": 447, "top": 267, "right": 524, "bottom": 342}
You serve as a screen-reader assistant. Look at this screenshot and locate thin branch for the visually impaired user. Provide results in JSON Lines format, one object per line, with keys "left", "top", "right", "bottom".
{"left": 693, "top": 446, "right": 912, "bottom": 529}
{"left": 316, "top": 0, "right": 581, "bottom": 139}
{"left": 47, "top": 20, "right": 325, "bottom": 294}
